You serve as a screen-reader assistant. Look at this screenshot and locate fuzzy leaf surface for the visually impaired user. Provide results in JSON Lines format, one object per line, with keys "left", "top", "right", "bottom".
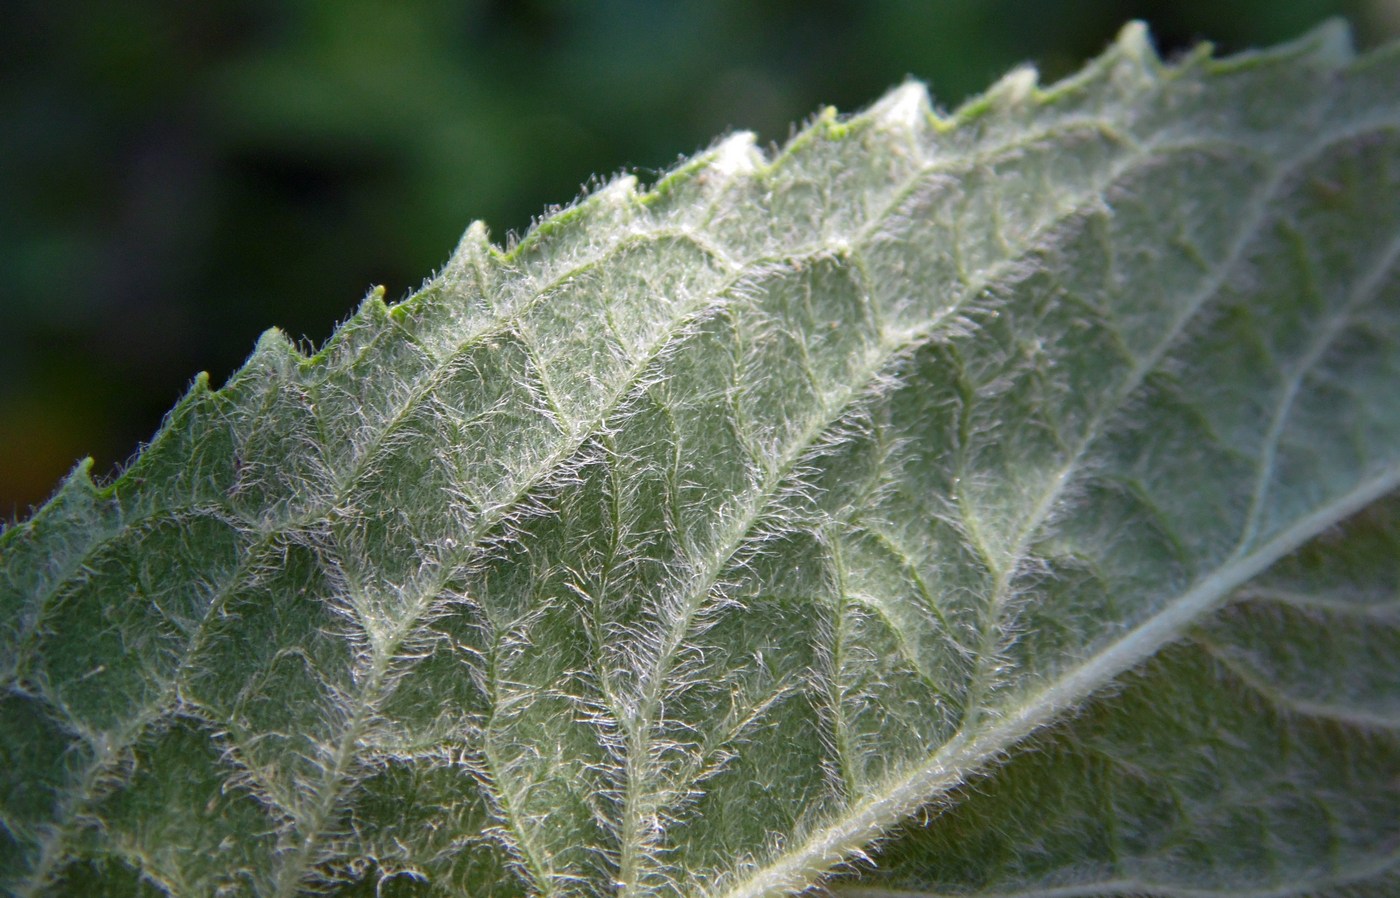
{"left": 2, "top": 21, "right": 1400, "bottom": 898}
{"left": 832, "top": 493, "right": 1400, "bottom": 898}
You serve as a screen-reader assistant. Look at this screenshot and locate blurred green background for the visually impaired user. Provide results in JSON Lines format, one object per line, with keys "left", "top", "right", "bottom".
{"left": 3, "top": 0, "right": 1397, "bottom": 520}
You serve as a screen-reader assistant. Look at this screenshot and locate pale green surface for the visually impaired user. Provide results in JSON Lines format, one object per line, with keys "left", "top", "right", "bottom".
{"left": 2, "top": 22, "right": 1399, "bottom": 898}
{"left": 831, "top": 495, "right": 1400, "bottom": 898}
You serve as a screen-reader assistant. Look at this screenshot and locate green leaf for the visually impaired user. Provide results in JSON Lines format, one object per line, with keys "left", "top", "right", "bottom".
{"left": 3, "top": 20, "right": 1399, "bottom": 898}
{"left": 832, "top": 494, "right": 1400, "bottom": 897}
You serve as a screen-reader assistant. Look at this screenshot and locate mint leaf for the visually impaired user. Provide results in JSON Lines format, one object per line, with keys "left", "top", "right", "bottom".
{"left": 2, "top": 21, "right": 1399, "bottom": 898}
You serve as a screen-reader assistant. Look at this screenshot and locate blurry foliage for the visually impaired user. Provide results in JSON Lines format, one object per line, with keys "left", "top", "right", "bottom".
{"left": 1, "top": 0, "right": 1395, "bottom": 518}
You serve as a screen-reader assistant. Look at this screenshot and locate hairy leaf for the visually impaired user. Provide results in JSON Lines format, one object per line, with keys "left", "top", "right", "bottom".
{"left": 831, "top": 494, "right": 1400, "bottom": 897}
{"left": 2, "top": 21, "right": 1399, "bottom": 898}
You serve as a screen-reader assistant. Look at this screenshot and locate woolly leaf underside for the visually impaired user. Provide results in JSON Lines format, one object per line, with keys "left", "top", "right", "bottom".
{"left": 2, "top": 21, "right": 1399, "bottom": 898}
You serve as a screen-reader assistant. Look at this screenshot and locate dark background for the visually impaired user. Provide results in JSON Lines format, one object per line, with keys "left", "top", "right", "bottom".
{"left": 3, "top": 0, "right": 1396, "bottom": 520}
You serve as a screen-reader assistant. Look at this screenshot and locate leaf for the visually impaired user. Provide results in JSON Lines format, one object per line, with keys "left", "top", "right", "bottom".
{"left": 2, "top": 20, "right": 1399, "bottom": 898}
{"left": 830, "top": 493, "right": 1400, "bottom": 898}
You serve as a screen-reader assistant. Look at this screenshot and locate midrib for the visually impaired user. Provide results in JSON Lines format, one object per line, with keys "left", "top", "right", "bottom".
{"left": 708, "top": 466, "right": 1400, "bottom": 898}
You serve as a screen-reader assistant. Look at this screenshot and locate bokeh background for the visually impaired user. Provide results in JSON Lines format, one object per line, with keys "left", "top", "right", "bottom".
{"left": 4, "top": 0, "right": 1398, "bottom": 520}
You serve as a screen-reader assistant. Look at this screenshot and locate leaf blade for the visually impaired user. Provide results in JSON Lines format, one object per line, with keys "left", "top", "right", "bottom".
{"left": 1, "top": 21, "right": 1398, "bottom": 898}
{"left": 830, "top": 495, "right": 1400, "bottom": 898}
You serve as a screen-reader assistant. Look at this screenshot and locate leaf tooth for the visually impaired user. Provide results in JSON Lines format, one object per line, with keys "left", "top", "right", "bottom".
{"left": 1310, "top": 16, "right": 1357, "bottom": 65}
{"left": 443, "top": 219, "right": 495, "bottom": 274}
{"left": 1111, "top": 20, "right": 1159, "bottom": 71}
{"left": 986, "top": 65, "right": 1039, "bottom": 108}
{"left": 54, "top": 455, "right": 99, "bottom": 501}
{"left": 868, "top": 82, "right": 933, "bottom": 137}
{"left": 708, "top": 131, "right": 762, "bottom": 180}
{"left": 1203, "top": 16, "right": 1356, "bottom": 73}
{"left": 600, "top": 173, "right": 641, "bottom": 206}
{"left": 249, "top": 325, "right": 305, "bottom": 376}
